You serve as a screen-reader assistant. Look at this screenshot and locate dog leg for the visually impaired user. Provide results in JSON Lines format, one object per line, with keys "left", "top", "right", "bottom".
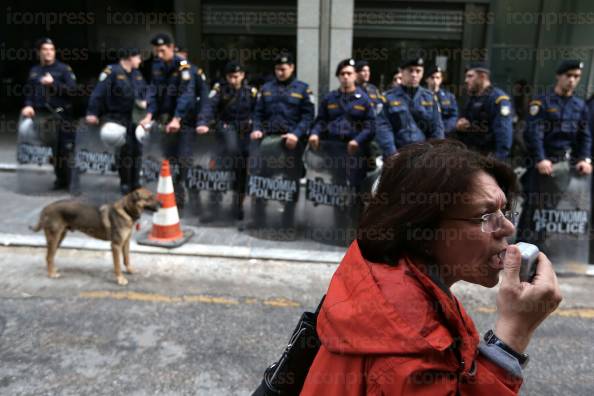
{"left": 44, "top": 228, "right": 62, "bottom": 279}
{"left": 123, "top": 238, "right": 135, "bottom": 274}
{"left": 112, "top": 244, "right": 128, "bottom": 286}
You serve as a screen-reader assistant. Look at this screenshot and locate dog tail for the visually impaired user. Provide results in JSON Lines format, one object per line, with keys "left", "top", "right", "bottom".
{"left": 29, "top": 214, "right": 43, "bottom": 232}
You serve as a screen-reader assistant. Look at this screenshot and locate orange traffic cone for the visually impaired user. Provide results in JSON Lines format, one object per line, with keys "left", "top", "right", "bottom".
{"left": 137, "top": 159, "right": 193, "bottom": 248}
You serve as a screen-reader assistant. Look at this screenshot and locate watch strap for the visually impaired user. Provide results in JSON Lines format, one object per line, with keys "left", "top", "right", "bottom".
{"left": 484, "top": 330, "right": 529, "bottom": 368}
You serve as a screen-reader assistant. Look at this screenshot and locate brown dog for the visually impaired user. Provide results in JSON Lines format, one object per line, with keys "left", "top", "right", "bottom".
{"left": 30, "top": 187, "right": 160, "bottom": 285}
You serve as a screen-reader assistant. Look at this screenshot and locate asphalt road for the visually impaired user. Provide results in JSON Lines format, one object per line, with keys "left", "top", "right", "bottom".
{"left": 0, "top": 246, "right": 593, "bottom": 395}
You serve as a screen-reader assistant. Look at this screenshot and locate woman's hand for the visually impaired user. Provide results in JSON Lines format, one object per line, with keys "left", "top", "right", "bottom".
{"left": 494, "top": 245, "right": 562, "bottom": 353}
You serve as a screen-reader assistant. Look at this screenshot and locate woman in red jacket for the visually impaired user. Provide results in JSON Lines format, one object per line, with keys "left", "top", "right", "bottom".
{"left": 301, "top": 140, "right": 562, "bottom": 395}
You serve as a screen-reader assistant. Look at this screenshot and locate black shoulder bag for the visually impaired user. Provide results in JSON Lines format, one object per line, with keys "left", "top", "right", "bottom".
{"left": 251, "top": 296, "right": 325, "bottom": 396}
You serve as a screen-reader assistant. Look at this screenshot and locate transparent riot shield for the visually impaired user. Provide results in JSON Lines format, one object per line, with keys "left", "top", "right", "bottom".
{"left": 519, "top": 163, "right": 591, "bottom": 275}
{"left": 244, "top": 135, "right": 304, "bottom": 241}
{"left": 139, "top": 122, "right": 184, "bottom": 209}
{"left": 16, "top": 114, "right": 58, "bottom": 194}
{"left": 185, "top": 129, "right": 238, "bottom": 225}
{"left": 302, "top": 141, "right": 360, "bottom": 246}
{"left": 71, "top": 120, "right": 121, "bottom": 204}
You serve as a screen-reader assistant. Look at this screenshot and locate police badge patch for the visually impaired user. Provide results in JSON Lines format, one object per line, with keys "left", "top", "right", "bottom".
{"left": 500, "top": 105, "right": 511, "bottom": 116}
{"left": 181, "top": 70, "right": 191, "bottom": 80}
{"left": 529, "top": 104, "right": 540, "bottom": 116}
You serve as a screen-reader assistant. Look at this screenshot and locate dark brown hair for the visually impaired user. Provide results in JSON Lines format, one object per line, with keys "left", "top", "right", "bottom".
{"left": 357, "top": 140, "right": 518, "bottom": 264}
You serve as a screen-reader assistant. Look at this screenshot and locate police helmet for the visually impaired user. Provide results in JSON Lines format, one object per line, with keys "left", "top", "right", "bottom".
{"left": 100, "top": 122, "right": 127, "bottom": 150}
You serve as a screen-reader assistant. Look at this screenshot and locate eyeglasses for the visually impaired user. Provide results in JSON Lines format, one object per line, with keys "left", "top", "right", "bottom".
{"left": 444, "top": 209, "right": 519, "bottom": 233}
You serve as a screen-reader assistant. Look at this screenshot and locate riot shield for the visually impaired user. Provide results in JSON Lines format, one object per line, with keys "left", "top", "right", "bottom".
{"left": 302, "top": 141, "right": 360, "bottom": 246}
{"left": 71, "top": 119, "right": 121, "bottom": 204}
{"left": 139, "top": 122, "right": 185, "bottom": 211}
{"left": 16, "top": 114, "right": 58, "bottom": 194}
{"left": 518, "top": 163, "right": 591, "bottom": 274}
{"left": 185, "top": 129, "right": 239, "bottom": 225}
{"left": 244, "top": 135, "right": 304, "bottom": 241}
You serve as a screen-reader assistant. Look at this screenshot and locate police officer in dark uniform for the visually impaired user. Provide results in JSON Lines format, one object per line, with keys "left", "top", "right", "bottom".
{"left": 518, "top": 60, "right": 592, "bottom": 243}
{"left": 176, "top": 44, "right": 209, "bottom": 122}
{"left": 425, "top": 65, "right": 458, "bottom": 136}
{"left": 251, "top": 52, "right": 315, "bottom": 146}
{"left": 375, "top": 57, "right": 444, "bottom": 158}
{"left": 196, "top": 61, "right": 258, "bottom": 219}
{"left": 454, "top": 62, "right": 513, "bottom": 161}
{"left": 21, "top": 37, "right": 77, "bottom": 190}
{"left": 310, "top": 58, "right": 375, "bottom": 190}
{"left": 250, "top": 52, "right": 315, "bottom": 230}
{"left": 355, "top": 60, "right": 382, "bottom": 113}
{"left": 86, "top": 48, "right": 147, "bottom": 194}
{"left": 139, "top": 33, "right": 197, "bottom": 208}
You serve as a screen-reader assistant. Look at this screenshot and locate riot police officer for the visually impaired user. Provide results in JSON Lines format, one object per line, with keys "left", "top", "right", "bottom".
{"left": 310, "top": 58, "right": 375, "bottom": 190}
{"left": 425, "top": 65, "right": 458, "bottom": 136}
{"left": 86, "top": 48, "right": 147, "bottom": 194}
{"left": 196, "top": 61, "right": 258, "bottom": 219}
{"left": 375, "top": 57, "right": 444, "bottom": 158}
{"left": 518, "top": 60, "right": 592, "bottom": 244}
{"left": 355, "top": 60, "right": 382, "bottom": 113}
{"left": 176, "top": 44, "right": 209, "bottom": 120}
{"left": 251, "top": 52, "right": 315, "bottom": 147}
{"left": 249, "top": 52, "right": 315, "bottom": 232}
{"left": 139, "top": 33, "right": 197, "bottom": 208}
{"left": 455, "top": 62, "right": 513, "bottom": 161}
{"left": 21, "top": 37, "right": 77, "bottom": 190}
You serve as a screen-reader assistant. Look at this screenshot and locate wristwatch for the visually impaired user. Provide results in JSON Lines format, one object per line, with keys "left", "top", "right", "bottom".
{"left": 484, "top": 330, "right": 529, "bottom": 368}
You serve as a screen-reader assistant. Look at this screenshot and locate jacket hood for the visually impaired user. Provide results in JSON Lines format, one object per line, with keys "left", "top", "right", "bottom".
{"left": 317, "top": 241, "right": 479, "bottom": 372}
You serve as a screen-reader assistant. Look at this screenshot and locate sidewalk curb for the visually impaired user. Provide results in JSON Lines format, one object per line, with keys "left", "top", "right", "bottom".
{"left": 0, "top": 232, "right": 344, "bottom": 264}
{"left": 0, "top": 163, "right": 17, "bottom": 172}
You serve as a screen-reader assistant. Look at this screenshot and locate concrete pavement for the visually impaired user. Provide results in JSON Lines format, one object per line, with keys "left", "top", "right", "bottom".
{"left": 0, "top": 247, "right": 593, "bottom": 395}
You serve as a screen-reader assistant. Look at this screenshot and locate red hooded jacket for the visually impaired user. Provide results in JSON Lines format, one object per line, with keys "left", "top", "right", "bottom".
{"left": 300, "top": 241, "right": 522, "bottom": 395}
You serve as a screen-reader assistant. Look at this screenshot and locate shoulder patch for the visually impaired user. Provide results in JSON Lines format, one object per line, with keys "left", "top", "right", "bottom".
{"left": 181, "top": 69, "right": 191, "bottom": 81}
{"left": 179, "top": 61, "right": 190, "bottom": 71}
{"left": 290, "top": 92, "right": 304, "bottom": 99}
{"left": 390, "top": 100, "right": 401, "bottom": 107}
{"left": 495, "top": 95, "right": 510, "bottom": 104}
{"left": 327, "top": 103, "right": 339, "bottom": 110}
{"left": 529, "top": 103, "right": 540, "bottom": 116}
{"left": 353, "top": 104, "right": 366, "bottom": 111}
{"left": 251, "top": 87, "right": 258, "bottom": 97}
{"left": 500, "top": 104, "right": 511, "bottom": 116}
{"left": 208, "top": 89, "right": 217, "bottom": 98}
{"left": 421, "top": 100, "right": 433, "bottom": 106}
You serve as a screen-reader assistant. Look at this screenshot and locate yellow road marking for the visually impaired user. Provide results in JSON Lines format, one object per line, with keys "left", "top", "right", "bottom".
{"left": 80, "top": 290, "right": 300, "bottom": 308}
{"left": 476, "top": 306, "right": 594, "bottom": 319}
